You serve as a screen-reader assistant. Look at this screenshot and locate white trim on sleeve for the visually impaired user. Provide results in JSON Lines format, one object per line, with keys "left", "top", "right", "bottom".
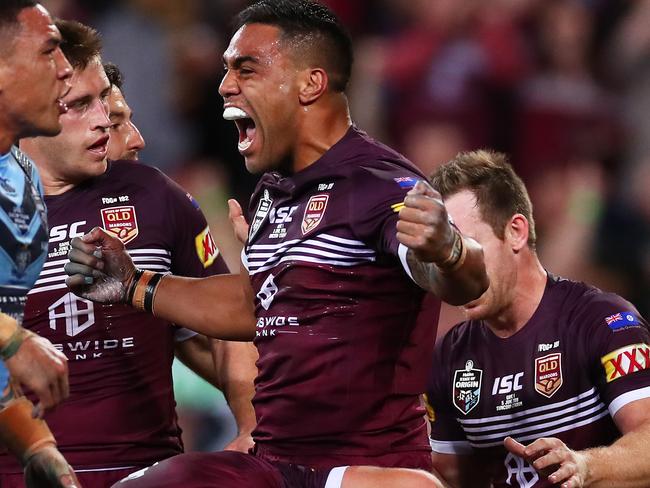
{"left": 398, "top": 243, "right": 417, "bottom": 284}
{"left": 430, "top": 438, "right": 473, "bottom": 455}
{"left": 608, "top": 386, "right": 650, "bottom": 418}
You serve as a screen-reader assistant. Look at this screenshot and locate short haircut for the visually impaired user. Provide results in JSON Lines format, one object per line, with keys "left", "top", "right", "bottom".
{"left": 55, "top": 19, "right": 102, "bottom": 70}
{"left": 104, "top": 62, "right": 124, "bottom": 89}
{"left": 0, "top": 0, "right": 37, "bottom": 30}
{"left": 234, "top": 0, "right": 353, "bottom": 92}
{"left": 431, "top": 150, "right": 537, "bottom": 249}
{"left": 0, "top": 0, "right": 38, "bottom": 54}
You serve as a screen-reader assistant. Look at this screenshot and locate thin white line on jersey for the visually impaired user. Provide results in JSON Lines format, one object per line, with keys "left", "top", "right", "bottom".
{"left": 458, "top": 387, "right": 597, "bottom": 425}
{"left": 465, "top": 402, "right": 608, "bottom": 442}
{"left": 27, "top": 283, "right": 67, "bottom": 294}
{"left": 398, "top": 243, "right": 416, "bottom": 283}
{"left": 33, "top": 274, "right": 67, "bottom": 286}
{"left": 128, "top": 249, "right": 171, "bottom": 255}
{"left": 472, "top": 409, "right": 610, "bottom": 448}
{"left": 39, "top": 266, "right": 68, "bottom": 277}
{"left": 430, "top": 438, "right": 473, "bottom": 455}
{"left": 74, "top": 466, "right": 137, "bottom": 473}
{"left": 608, "top": 386, "right": 650, "bottom": 417}
{"left": 460, "top": 393, "right": 602, "bottom": 433}
{"left": 132, "top": 256, "right": 172, "bottom": 264}
{"left": 247, "top": 247, "right": 374, "bottom": 270}
{"left": 248, "top": 240, "right": 375, "bottom": 257}
{"left": 43, "top": 258, "right": 68, "bottom": 268}
{"left": 317, "top": 234, "right": 367, "bottom": 246}
{"left": 246, "top": 238, "right": 302, "bottom": 250}
{"left": 249, "top": 255, "right": 375, "bottom": 275}
{"left": 133, "top": 264, "right": 170, "bottom": 271}
{"left": 306, "top": 239, "right": 376, "bottom": 254}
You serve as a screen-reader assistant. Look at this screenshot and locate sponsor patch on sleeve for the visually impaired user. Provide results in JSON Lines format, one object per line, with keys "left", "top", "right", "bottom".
{"left": 194, "top": 225, "right": 219, "bottom": 268}
{"left": 393, "top": 176, "right": 418, "bottom": 189}
{"left": 601, "top": 343, "right": 650, "bottom": 383}
{"left": 605, "top": 311, "right": 640, "bottom": 330}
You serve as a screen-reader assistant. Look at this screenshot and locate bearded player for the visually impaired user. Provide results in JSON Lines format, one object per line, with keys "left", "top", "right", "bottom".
{"left": 0, "top": 19, "right": 257, "bottom": 488}
{"left": 427, "top": 150, "right": 650, "bottom": 488}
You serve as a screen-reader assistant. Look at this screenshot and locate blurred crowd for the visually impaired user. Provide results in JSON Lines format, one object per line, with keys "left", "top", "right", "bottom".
{"left": 39, "top": 0, "right": 650, "bottom": 447}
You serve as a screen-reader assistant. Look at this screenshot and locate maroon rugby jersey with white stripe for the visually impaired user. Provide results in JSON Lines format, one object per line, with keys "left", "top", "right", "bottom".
{"left": 428, "top": 275, "right": 650, "bottom": 487}
{"left": 245, "top": 126, "right": 440, "bottom": 468}
{"left": 0, "top": 161, "right": 227, "bottom": 473}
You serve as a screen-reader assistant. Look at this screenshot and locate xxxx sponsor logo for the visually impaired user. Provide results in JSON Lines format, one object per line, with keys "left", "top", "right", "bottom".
{"left": 601, "top": 343, "right": 650, "bottom": 383}
{"left": 195, "top": 225, "right": 219, "bottom": 268}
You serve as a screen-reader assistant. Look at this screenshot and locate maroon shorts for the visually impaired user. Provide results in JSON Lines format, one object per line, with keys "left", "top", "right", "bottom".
{"left": 0, "top": 467, "right": 138, "bottom": 488}
{"left": 111, "top": 452, "right": 334, "bottom": 488}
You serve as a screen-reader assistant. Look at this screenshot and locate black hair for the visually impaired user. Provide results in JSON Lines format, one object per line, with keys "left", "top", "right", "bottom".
{"left": 0, "top": 0, "right": 37, "bottom": 29}
{"left": 103, "top": 62, "right": 124, "bottom": 89}
{"left": 234, "top": 0, "right": 353, "bottom": 92}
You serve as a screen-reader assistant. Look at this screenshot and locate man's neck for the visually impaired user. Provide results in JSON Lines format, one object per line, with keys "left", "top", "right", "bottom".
{"left": 291, "top": 95, "right": 352, "bottom": 174}
{"left": 19, "top": 139, "right": 76, "bottom": 196}
{"left": 486, "top": 254, "right": 548, "bottom": 338}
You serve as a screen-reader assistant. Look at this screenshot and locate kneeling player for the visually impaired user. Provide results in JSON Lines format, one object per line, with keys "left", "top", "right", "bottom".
{"left": 427, "top": 150, "right": 650, "bottom": 487}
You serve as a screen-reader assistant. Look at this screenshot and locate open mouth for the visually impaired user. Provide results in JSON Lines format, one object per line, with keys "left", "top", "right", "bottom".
{"left": 87, "top": 135, "right": 109, "bottom": 155}
{"left": 223, "top": 107, "right": 257, "bottom": 154}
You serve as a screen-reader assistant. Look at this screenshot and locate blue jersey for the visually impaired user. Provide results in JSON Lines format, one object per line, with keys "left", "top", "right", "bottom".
{"left": 0, "top": 147, "right": 48, "bottom": 324}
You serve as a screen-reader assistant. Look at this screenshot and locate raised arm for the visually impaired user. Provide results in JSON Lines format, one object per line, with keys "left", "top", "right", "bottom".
{"left": 65, "top": 227, "right": 256, "bottom": 341}
{"left": 396, "top": 181, "right": 488, "bottom": 305}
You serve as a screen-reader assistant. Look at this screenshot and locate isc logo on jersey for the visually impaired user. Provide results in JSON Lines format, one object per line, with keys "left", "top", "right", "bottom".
{"left": 601, "top": 343, "right": 650, "bottom": 383}
{"left": 101, "top": 206, "right": 138, "bottom": 244}
{"left": 195, "top": 225, "right": 219, "bottom": 268}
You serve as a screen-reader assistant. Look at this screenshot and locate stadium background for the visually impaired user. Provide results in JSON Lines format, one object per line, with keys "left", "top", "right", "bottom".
{"left": 39, "top": 0, "right": 650, "bottom": 452}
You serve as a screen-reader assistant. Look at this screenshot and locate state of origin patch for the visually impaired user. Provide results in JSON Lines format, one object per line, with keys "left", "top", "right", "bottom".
{"left": 101, "top": 205, "right": 139, "bottom": 244}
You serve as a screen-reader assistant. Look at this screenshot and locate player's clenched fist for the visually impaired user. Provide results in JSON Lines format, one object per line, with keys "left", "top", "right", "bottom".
{"left": 396, "top": 181, "right": 458, "bottom": 265}
{"left": 64, "top": 227, "right": 137, "bottom": 303}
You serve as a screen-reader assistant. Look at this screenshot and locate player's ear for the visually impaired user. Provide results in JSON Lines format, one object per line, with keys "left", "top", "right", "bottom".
{"left": 298, "top": 68, "right": 328, "bottom": 105}
{"left": 507, "top": 214, "right": 529, "bottom": 252}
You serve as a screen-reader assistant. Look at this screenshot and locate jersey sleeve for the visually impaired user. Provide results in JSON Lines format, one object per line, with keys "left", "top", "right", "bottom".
{"left": 579, "top": 293, "right": 650, "bottom": 418}
{"left": 427, "top": 332, "right": 473, "bottom": 455}
{"left": 348, "top": 165, "right": 427, "bottom": 278}
{"left": 161, "top": 174, "right": 229, "bottom": 278}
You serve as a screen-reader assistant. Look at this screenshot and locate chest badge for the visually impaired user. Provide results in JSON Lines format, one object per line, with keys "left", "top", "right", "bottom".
{"left": 453, "top": 360, "right": 483, "bottom": 415}
{"left": 535, "top": 352, "right": 563, "bottom": 398}
{"left": 301, "top": 194, "right": 329, "bottom": 235}
{"left": 101, "top": 205, "right": 139, "bottom": 244}
{"left": 250, "top": 189, "right": 273, "bottom": 241}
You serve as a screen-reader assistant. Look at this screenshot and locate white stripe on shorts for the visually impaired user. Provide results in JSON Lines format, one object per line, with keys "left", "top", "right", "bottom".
{"left": 324, "top": 466, "right": 349, "bottom": 488}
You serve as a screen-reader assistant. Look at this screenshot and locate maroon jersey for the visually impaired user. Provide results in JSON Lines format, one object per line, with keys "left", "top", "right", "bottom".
{"left": 0, "top": 161, "right": 227, "bottom": 473}
{"left": 245, "top": 126, "right": 440, "bottom": 468}
{"left": 428, "top": 275, "right": 650, "bottom": 487}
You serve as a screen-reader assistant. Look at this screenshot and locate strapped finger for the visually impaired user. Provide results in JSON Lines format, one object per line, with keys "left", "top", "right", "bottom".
{"left": 69, "top": 236, "right": 98, "bottom": 254}
{"left": 67, "top": 248, "right": 103, "bottom": 269}
{"left": 63, "top": 261, "right": 100, "bottom": 279}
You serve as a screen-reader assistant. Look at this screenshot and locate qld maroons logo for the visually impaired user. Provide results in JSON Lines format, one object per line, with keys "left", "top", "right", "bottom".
{"left": 101, "top": 206, "right": 139, "bottom": 244}
{"left": 453, "top": 360, "right": 483, "bottom": 415}
{"left": 535, "top": 352, "right": 563, "bottom": 398}
{"left": 301, "top": 194, "right": 329, "bottom": 235}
